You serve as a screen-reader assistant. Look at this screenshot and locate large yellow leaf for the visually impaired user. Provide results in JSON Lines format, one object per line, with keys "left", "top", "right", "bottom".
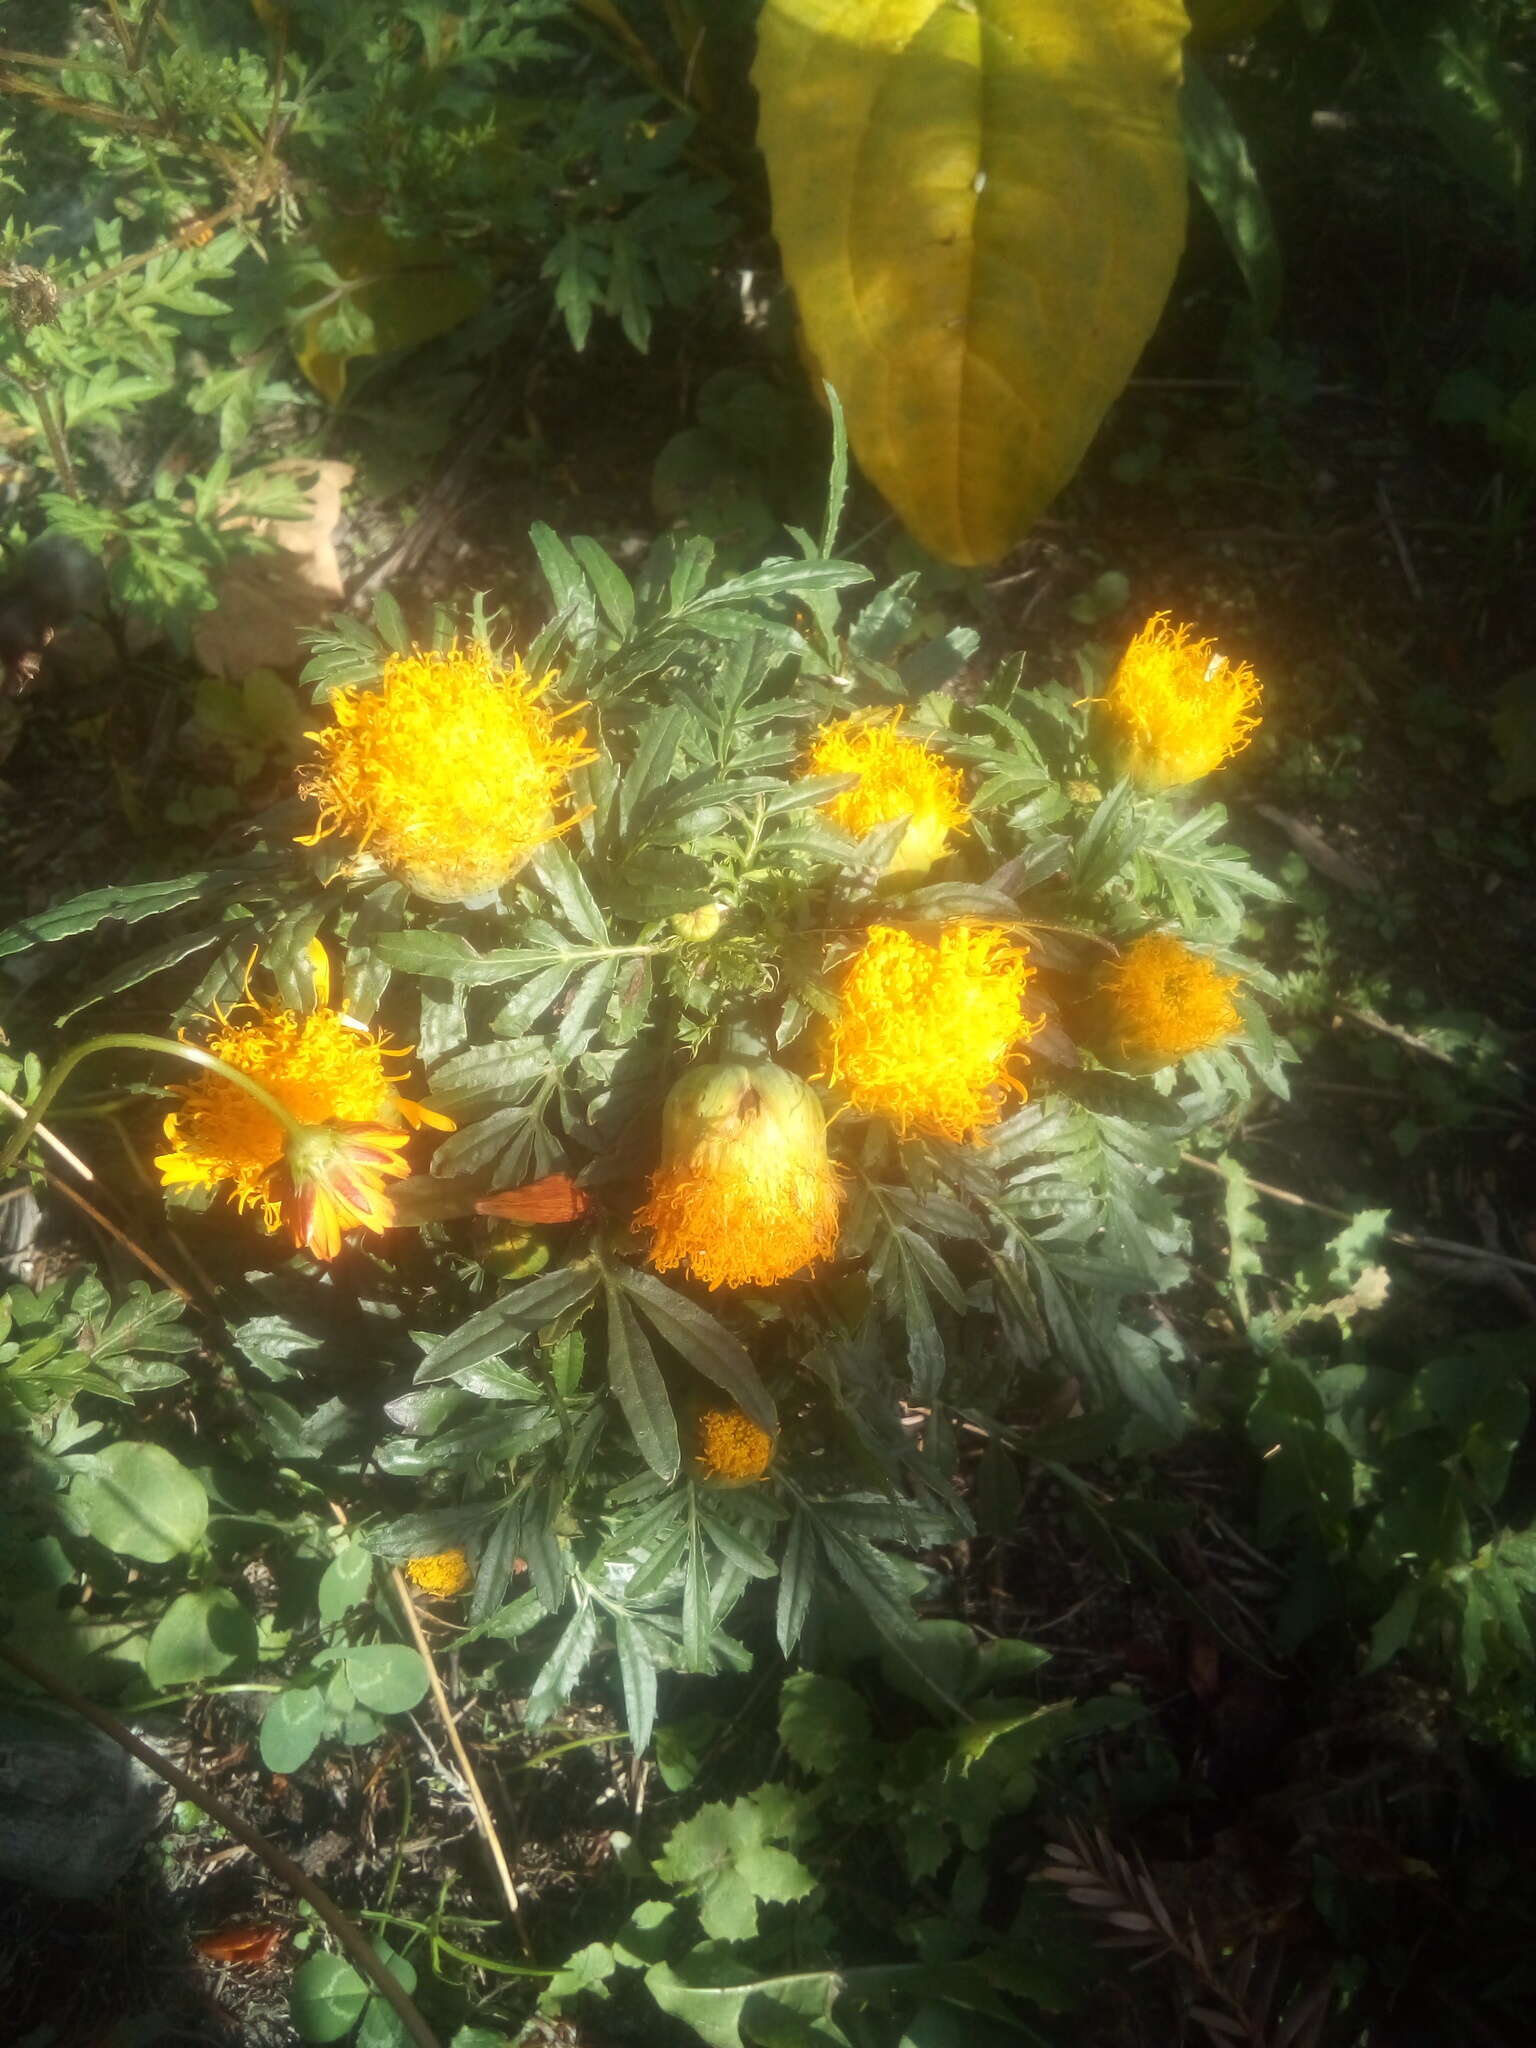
{"left": 754, "top": 1, "right": 1190, "bottom": 564}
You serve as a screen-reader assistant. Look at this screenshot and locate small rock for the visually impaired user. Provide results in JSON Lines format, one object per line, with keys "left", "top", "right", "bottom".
{"left": 0, "top": 1701, "right": 167, "bottom": 1898}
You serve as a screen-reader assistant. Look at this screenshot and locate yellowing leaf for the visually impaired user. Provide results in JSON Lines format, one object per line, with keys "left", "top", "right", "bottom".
{"left": 754, "top": 0, "right": 1190, "bottom": 564}
{"left": 294, "top": 221, "right": 487, "bottom": 403}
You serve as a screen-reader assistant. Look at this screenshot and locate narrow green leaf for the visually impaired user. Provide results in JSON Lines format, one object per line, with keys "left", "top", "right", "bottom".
{"left": 525, "top": 1600, "right": 600, "bottom": 1728}
{"left": 415, "top": 1266, "right": 599, "bottom": 1382}
{"left": 776, "top": 1509, "right": 815, "bottom": 1656}
{"left": 1181, "top": 56, "right": 1282, "bottom": 327}
{"left": 616, "top": 1267, "right": 776, "bottom": 1433}
{"left": 0, "top": 871, "right": 240, "bottom": 962}
{"left": 614, "top": 1612, "right": 659, "bottom": 1756}
{"left": 604, "top": 1280, "right": 681, "bottom": 1480}
{"left": 533, "top": 839, "right": 610, "bottom": 945}
{"left": 570, "top": 535, "right": 635, "bottom": 637}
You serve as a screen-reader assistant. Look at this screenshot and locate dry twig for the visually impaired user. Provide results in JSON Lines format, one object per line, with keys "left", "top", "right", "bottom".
{"left": 0, "top": 1085, "right": 96, "bottom": 1179}
{"left": 388, "top": 1565, "right": 531, "bottom": 1951}
{"left": 1179, "top": 1151, "right": 1536, "bottom": 1281}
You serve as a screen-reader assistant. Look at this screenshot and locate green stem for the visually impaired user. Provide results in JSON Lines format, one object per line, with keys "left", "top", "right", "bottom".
{"left": 0, "top": 1032, "right": 307, "bottom": 1179}
{"left": 356, "top": 1910, "right": 552, "bottom": 1977}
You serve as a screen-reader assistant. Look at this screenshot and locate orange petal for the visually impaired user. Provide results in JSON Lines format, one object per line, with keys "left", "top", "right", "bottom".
{"left": 196, "top": 1924, "right": 284, "bottom": 1964}
{"left": 476, "top": 1173, "right": 592, "bottom": 1224}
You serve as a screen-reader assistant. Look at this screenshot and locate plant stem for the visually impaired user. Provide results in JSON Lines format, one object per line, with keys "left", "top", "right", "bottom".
{"left": 385, "top": 1562, "right": 532, "bottom": 1952}
{"left": 39, "top": 1165, "right": 194, "bottom": 1303}
{"left": 0, "top": 1032, "right": 305, "bottom": 1178}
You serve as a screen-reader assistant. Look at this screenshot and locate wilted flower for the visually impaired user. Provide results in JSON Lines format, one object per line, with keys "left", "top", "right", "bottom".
{"left": 298, "top": 644, "right": 594, "bottom": 902}
{"left": 693, "top": 1406, "right": 775, "bottom": 1485}
{"left": 270, "top": 1120, "right": 411, "bottom": 1262}
{"left": 820, "top": 924, "right": 1035, "bottom": 1143}
{"left": 405, "top": 1548, "right": 473, "bottom": 1597}
{"left": 1096, "top": 933, "right": 1241, "bottom": 1068}
{"left": 1099, "top": 613, "right": 1261, "bottom": 789}
{"left": 635, "top": 1061, "right": 842, "bottom": 1290}
{"left": 155, "top": 954, "right": 449, "bottom": 1256}
{"left": 807, "top": 712, "right": 968, "bottom": 879}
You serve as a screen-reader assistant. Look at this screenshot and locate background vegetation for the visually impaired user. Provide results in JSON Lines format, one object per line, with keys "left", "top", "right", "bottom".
{"left": 1, "top": 3, "right": 1533, "bottom": 2046}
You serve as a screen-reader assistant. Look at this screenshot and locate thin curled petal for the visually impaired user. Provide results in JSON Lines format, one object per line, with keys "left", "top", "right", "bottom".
{"left": 298, "top": 644, "right": 594, "bottom": 901}
{"left": 820, "top": 924, "right": 1035, "bottom": 1143}
{"left": 1099, "top": 613, "right": 1261, "bottom": 788}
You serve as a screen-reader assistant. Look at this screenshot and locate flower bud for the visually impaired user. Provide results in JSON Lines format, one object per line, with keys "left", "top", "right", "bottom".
{"left": 636, "top": 1061, "right": 842, "bottom": 1290}
{"left": 672, "top": 903, "right": 725, "bottom": 942}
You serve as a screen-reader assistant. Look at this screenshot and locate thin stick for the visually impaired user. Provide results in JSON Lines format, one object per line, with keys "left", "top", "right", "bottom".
{"left": 0, "top": 1639, "right": 443, "bottom": 2048}
{"left": 1180, "top": 1151, "right": 1536, "bottom": 1279}
{"left": 1375, "top": 480, "right": 1423, "bottom": 602}
{"left": 388, "top": 1566, "right": 531, "bottom": 1953}
{"left": 40, "top": 1166, "right": 194, "bottom": 1302}
{"left": 0, "top": 1087, "right": 96, "bottom": 1180}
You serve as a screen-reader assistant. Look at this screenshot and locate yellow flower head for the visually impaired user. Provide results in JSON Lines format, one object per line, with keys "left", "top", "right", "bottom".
{"left": 156, "top": 958, "right": 449, "bottom": 1252}
{"left": 635, "top": 1061, "right": 842, "bottom": 1291}
{"left": 693, "top": 1407, "right": 775, "bottom": 1485}
{"left": 298, "top": 644, "right": 594, "bottom": 903}
{"left": 806, "top": 713, "right": 968, "bottom": 880}
{"left": 820, "top": 924, "right": 1035, "bottom": 1143}
{"left": 1097, "top": 933, "right": 1241, "bottom": 1068}
{"left": 1100, "top": 613, "right": 1261, "bottom": 789}
{"left": 405, "top": 1548, "right": 472, "bottom": 1598}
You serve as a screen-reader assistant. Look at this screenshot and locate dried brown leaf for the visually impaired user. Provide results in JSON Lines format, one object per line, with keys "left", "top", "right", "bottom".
{"left": 1106, "top": 1909, "right": 1157, "bottom": 1932}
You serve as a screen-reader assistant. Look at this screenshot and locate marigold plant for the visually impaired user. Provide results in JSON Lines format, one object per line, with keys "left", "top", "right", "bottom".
{"left": 1099, "top": 612, "right": 1261, "bottom": 788}
{"left": 820, "top": 924, "right": 1035, "bottom": 1142}
{"left": 298, "top": 645, "right": 594, "bottom": 902}
{"left": 807, "top": 712, "right": 968, "bottom": 878}
{"left": 3, "top": 511, "right": 1293, "bottom": 1762}
{"left": 636, "top": 1061, "right": 842, "bottom": 1290}
{"left": 1096, "top": 932, "right": 1242, "bottom": 1068}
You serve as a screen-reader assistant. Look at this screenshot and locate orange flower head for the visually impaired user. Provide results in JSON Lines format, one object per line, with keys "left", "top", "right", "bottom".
{"left": 298, "top": 644, "right": 594, "bottom": 902}
{"left": 820, "top": 924, "right": 1035, "bottom": 1143}
{"left": 1097, "top": 933, "right": 1241, "bottom": 1068}
{"left": 405, "top": 1548, "right": 473, "bottom": 1598}
{"left": 155, "top": 956, "right": 451, "bottom": 1256}
{"left": 1100, "top": 613, "right": 1261, "bottom": 789}
{"left": 635, "top": 1061, "right": 842, "bottom": 1291}
{"left": 806, "top": 712, "right": 968, "bottom": 879}
{"left": 694, "top": 1407, "right": 775, "bottom": 1485}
